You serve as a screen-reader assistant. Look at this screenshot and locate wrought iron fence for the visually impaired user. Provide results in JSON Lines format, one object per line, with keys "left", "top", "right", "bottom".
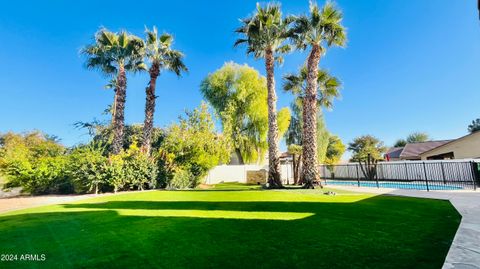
{"left": 319, "top": 161, "right": 480, "bottom": 191}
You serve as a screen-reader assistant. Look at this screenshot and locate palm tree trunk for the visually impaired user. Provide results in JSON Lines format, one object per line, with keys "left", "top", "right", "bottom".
{"left": 301, "top": 45, "right": 322, "bottom": 189}
{"left": 292, "top": 153, "right": 297, "bottom": 185}
{"left": 265, "top": 49, "right": 282, "bottom": 188}
{"left": 111, "top": 65, "right": 127, "bottom": 154}
{"left": 111, "top": 89, "right": 117, "bottom": 125}
{"left": 142, "top": 64, "right": 160, "bottom": 155}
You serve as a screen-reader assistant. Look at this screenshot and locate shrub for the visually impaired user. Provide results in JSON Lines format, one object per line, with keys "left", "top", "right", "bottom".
{"left": 0, "top": 132, "right": 70, "bottom": 194}
{"left": 157, "top": 103, "right": 229, "bottom": 189}
{"left": 67, "top": 145, "right": 108, "bottom": 194}
{"left": 168, "top": 168, "right": 194, "bottom": 189}
{"left": 122, "top": 143, "right": 158, "bottom": 191}
{"left": 104, "top": 154, "right": 125, "bottom": 193}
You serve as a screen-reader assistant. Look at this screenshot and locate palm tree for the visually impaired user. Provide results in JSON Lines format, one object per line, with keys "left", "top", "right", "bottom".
{"left": 284, "top": 67, "right": 341, "bottom": 185}
{"left": 142, "top": 27, "right": 187, "bottom": 155}
{"left": 284, "top": 66, "right": 341, "bottom": 110}
{"left": 235, "top": 2, "right": 291, "bottom": 188}
{"left": 289, "top": 2, "right": 346, "bottom": 188}
{"left": 83, "top": 28, "right": 146, "bottom": 154}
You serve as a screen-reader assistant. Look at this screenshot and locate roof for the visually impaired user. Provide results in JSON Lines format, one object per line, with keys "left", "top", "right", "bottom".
{"left": 399, "top": 140, "right": 452, "bottom": 159}
{"left": 420, "top": 131, "right": 480, "bottom": 156}
{"left": 385, "top": 147, "right": 403, "bottom": 159}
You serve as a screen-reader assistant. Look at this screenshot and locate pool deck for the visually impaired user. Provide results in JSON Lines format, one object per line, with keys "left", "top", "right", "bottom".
{"left": 331, "top": 186, "right": 480, "bottom": 269}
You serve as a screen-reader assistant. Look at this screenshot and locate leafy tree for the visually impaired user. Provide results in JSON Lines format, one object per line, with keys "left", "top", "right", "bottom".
{"left": 468, "top": 118, "right": 480, "bottom": 133}
{"left": 142, "top": 27, "right": 187, "bottom": 155}
{"left": 393, "top": 139, "right": 407, "bottom": 147}
{"left": 348, "top": 135, "right": 386, "bottom": 162}
{"left": 394, "top": 132, "right": 430, "bottom": 147}
{"left": 75, "top": 120, "right": 165, "bottom": 155}
{"left": 406, "top": 132, "right": 430, "bottom": 143}
{"left": 288, "top": 2, "right": 346, "bottom": 188}
{"left": 82, "top": 28, "right": 146, "bottom": 154}
{"left": 235, "top": 3, "right": 291, "bottom": 188}
{"left": 283, "top": 67, "right": 341, "bottom": 165}
{"left": 157, "top": 103, "right": 230, "bottom": 188}
{"left": 201, "top": 63, "right": 290, "bottom": 164}
{"left": 324, "top": 135, "right": 345, "bottom": 165}
{"left": 0, "top": 132, "right": 70, "bottom": 194}
{"left": 68, "top": 144, "right": 108, "bottom": 194}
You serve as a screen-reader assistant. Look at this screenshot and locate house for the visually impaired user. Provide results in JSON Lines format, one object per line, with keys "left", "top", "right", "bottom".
{"left": 385, "top": 132, "right": 480, "bottom": 161}
{"left": 419, "top": 131, "right": 480, "bottom": 160}
{"left": 384, "top": 147, "right": 404, "bottom": 161}
{"left": 385, "top": 140, "right": 452, "bottom": 161}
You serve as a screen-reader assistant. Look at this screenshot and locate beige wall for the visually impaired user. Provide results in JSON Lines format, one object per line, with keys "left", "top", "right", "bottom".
{"left": 420, "top": 132, "right": 480, "bottom": 160}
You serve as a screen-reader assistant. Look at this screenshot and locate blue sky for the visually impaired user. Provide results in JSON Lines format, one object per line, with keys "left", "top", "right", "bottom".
{"left": 0, "top": 0, "right": 479, "bottom": 158}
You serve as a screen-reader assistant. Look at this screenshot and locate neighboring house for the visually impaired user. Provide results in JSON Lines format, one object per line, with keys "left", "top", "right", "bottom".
{"left": 385, "top": 140, "right": 452, "bottom": 161}
{"left": 420, "top": 131, "right": 480, "bottom": 160}
{"left": 385, "top": 147, "right": 403, "bottom": 161}
{"left": 400, "top": 140, "right": 453, "bottom": 160}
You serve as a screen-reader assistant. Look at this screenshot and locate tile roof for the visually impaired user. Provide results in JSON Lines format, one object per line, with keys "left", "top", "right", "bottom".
{"left": 385, "top": 147, "right": 404, "bottom": 159}
{"left": 399, "top": 140, "right": 453, "bottom": 159}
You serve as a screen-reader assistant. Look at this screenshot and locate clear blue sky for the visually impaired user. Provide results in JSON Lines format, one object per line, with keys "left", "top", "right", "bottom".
{"left": 0, "top": 0, "right": 479, "bottom": 157}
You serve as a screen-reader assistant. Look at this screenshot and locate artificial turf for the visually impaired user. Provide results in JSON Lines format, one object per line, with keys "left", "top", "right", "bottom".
{"left": 0, "top": 183, "right": 461, "bottom": 268}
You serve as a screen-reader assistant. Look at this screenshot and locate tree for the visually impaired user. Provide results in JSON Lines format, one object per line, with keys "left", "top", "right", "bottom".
{"left": 406, "top": 132, "right": 430, "bottom": 143}
{"left": 287, "top": 144, "right": 302, "bottom": 185}
{"left": 394, "top": 132, "right": 430, "bottom": 147}
{"left": 288, "top": 2, "right": 346, "bottom": 188}
{"left": 235, "top": 3, "right": 291, "bottom": 188}
{"left": 142, "top": 27, "right": 187, "bottom": 155}
{"left": 393, "top": 139, "right": 407, "bottom": 147}
{"left": 158, "top": 103, "right": 230, "bottom": 188}
{"left": 83, "top": 28, "right": 146, "bottom": 154}
{"left": 201, "top": 63, "right": 290, "bottom": 164}
{"left": 283, "top": 67, "right": 341, "bottom": 164}
{"left": 348, "top": 135, "right": 386, "bottom": 162}
{"left": 324, "top": 135, "right": 345, "bottom": 165}
{"left": 468, "top": 118, "right": 480, "bottom": 133}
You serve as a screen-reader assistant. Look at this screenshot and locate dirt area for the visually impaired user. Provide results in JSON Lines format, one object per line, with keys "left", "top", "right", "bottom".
{"left": 0, "top": 193, "right": 106, "bottom": 214}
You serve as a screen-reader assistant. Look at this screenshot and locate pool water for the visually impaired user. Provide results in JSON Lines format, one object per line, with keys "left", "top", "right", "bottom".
{"left": 324, "top": 180, "right": 464, "bottom": 190}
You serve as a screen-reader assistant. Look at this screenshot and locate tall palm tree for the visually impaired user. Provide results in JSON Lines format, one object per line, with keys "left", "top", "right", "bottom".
{"left": 235, "top": 2, "right": 291, "bottom": 188}
{"left": 289, "top": 2, "right": 346, "bottom": 188}
{"left": 284, "top": 67, "right": 341, "bottom": 184}
{"left": 83, "top": 28, "right": 146, "bottom": 154}
{"left": 142, "top": 27, "right": 187, "bottom": 155}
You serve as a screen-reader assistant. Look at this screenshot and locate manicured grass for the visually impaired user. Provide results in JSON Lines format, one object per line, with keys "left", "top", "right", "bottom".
{"left": 0, "top": 184, "right": 460, "bottom": 268}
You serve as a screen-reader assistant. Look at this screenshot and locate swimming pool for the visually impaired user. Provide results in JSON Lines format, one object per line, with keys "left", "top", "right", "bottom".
{"left": 324, "top": 180, "right": 464, "bottom": 190}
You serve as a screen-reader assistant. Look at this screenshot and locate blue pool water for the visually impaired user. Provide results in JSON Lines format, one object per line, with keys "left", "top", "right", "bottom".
{"left": 325, "top": 180, "right": 464, "bottom": 190}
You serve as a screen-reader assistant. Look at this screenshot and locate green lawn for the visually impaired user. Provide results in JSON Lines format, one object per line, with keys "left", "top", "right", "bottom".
{"left": 0, "top": 183, "right": 460, "bottom": 268}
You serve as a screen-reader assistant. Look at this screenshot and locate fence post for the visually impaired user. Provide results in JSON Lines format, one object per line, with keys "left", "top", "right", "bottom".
{"left": 356, "top": 164, "right": 360, "bottom": 187}
{"left": 375, "top": 164, "right": 380, "bottom": 189}
{"left": 469, "top": 161, "right": 477, "bottom": 191}
{"left": 423, "top": 162, "right": 430, "bottom": 191}
{"left": 404, "top": 163, "right": 409, "bottom": 181}
{"left": 440, "top": 162, "right": 446, "bottom": 185}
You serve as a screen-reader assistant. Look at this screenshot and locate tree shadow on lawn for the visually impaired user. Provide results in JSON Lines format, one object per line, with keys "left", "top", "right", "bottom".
{"left": 0, "top": 196, "right": 461, "bottom": 269}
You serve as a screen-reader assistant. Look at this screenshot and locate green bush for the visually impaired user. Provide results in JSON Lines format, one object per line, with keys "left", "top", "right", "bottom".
{"left": 168, "top": 169, "right": 194, "bottom": 189}
{"left": 68, "top": 145, "right": 108, "bottom": 194}
{"left": 157, "top": 103, "right": 229, "bottom": 189}
{"left": 122, "top": 144, "right": 158, "bottom": 191}
{"left": 0, "top": 132, "right": 71, "bottom": 194}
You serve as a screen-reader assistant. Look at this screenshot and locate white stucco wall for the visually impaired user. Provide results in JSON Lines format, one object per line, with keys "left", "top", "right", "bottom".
{"left": 204, "top": 164, "right": 294, "bottom": 184}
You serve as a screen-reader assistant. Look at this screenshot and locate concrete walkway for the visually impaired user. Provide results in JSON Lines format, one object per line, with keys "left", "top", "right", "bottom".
{"left": 331, "top": 186, "right": 480, "bottom": 269}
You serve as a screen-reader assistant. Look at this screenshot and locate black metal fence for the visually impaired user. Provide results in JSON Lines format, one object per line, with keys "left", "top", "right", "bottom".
{"left": 319, "top": 161, "right": 480, "bottom": 191}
